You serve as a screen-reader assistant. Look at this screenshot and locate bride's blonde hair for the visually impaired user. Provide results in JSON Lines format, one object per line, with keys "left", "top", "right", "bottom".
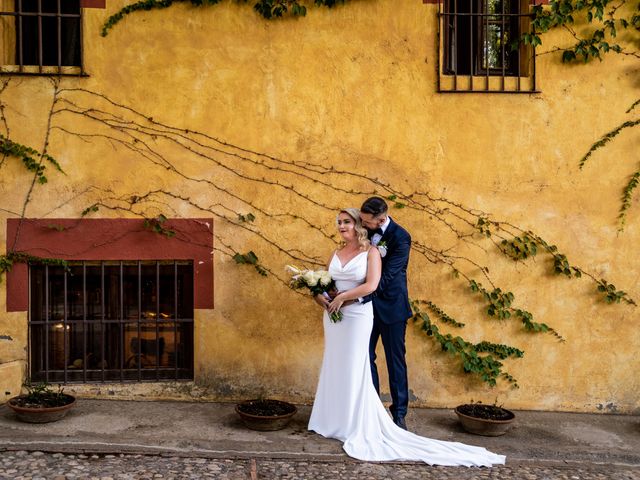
{"left": 337, "top": 208, "right": 370, "bottom": 250}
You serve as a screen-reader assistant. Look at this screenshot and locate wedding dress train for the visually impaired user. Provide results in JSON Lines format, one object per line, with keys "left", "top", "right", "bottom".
{"left": 308, "top": 251, "right": 505, "bottom": 467}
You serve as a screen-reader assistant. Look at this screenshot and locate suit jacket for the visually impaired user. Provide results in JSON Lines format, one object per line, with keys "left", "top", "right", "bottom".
{"left": 364, "top": 218, "right": 412, "bottom": 324}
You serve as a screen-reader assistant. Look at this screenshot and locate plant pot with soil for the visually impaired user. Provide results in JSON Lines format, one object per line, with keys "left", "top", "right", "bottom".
{"left": 235, "top": 398, "right": 297, "bottom": 431}
{"left": 454, "top": 403, "right": 515, "bottom": 436}
{"left": 7, "top": 382, "right": 76, "bottom": 423}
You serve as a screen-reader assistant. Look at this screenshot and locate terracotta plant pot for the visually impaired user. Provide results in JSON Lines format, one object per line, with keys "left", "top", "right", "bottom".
{"left": 7, "top": 394, "right": 76, "bottom": 423}
{"left": 454, "top": 404, "right": 515, "bottom": 436}
{"left": 235, "top": 399, "right": 297, "bottom": 431}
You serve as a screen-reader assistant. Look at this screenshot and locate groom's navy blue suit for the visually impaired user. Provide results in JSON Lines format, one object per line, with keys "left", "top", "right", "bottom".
{"left": 364, "top": 217, "right": 412, "bottom": 422}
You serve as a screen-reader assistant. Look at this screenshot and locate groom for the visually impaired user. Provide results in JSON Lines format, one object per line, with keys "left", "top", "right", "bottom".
{"left": 359, "top": 196, "right": 412, "bottom": 430}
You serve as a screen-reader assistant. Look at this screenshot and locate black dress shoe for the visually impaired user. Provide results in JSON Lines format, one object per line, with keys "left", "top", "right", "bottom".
{"left": 394, "top": 417, "right": 407, "bottom": 430}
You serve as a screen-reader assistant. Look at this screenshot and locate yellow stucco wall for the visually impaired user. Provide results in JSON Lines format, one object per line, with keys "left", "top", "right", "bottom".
{"left": 0, "top": 0, "right": 638, "bottom": 413}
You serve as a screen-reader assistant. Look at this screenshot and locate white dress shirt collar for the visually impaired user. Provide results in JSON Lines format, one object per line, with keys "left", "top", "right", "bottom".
{"left": 380, "top": 215, "right": 391, "bottom": 234}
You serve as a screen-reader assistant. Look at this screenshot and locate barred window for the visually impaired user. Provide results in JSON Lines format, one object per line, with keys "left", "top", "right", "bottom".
{"left": 438, "top": 0, "right": 537, "bottom": 93}
{"left": 0, "top": 0, "right": 83, "bottom": 75}
{"left": 29, "top": 261, "right": 194, "bottom": 383}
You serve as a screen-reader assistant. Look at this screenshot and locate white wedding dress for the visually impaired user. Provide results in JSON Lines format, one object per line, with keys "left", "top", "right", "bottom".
{"left": 308, "top": 251, "right": 506, "bottom": 467}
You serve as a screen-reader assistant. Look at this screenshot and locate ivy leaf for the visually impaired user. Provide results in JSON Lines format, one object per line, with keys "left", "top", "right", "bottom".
{"left": 245, "top": 251, "right": 259, "bottom": 264}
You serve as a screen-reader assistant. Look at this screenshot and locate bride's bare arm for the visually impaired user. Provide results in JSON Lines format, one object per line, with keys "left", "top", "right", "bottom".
{"left": 328, "top": 248, "right": 381, "bottom": 313}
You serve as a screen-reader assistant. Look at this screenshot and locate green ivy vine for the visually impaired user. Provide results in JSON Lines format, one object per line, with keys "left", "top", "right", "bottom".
{"left": 469, "top": 280, "right": 562, "bottom": 338}
{"left": 523, "top": 2, "right": 640, "bottom": 228}
{"left": 233, "top": 250, "right": 268, "bottom": 276}
{"left": 525, "top": 0, "right": 640, "bottom": 63}
{"left": 101, "top": 0, "right": 349, "bottom": 36}
{"left": 579, "top": 119, "right": 640, "bottom": 170}
{"left": 0, "top": 134, "right": 64, "bottom": 184}
{"left": 144, "top": 213, "right": 177, "bottom": 237}
{"left": 0, "top": 252, "right": 69, "bottom": 283}
{"left": 411, "top": 300, "right": 523, "bottom": 387}
{"left": 237, "top": 212, "right": 256, "bottom": 223}
{"left": 81, "top": 204, "right": 100, "bottom": 217}
{"left": 578, "top": 116, "right": 640, "bottom": 230}
{"left": 476, "top": 219, "right": 636, "bottom": 306}
{"left": 619, "top": 170, "right": 640, "bottom": 230}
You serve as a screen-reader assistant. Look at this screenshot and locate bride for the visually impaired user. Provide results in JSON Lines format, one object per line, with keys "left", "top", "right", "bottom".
{"left": 307, "top": 208, "right": 506, "bottom": 467}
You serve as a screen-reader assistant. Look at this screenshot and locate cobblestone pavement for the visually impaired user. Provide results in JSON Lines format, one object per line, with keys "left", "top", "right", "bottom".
{"left": 1, "top": 451, "right": 639, "bottom": 480}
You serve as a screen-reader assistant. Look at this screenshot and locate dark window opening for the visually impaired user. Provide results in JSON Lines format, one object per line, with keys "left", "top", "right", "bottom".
{"left": 29, "top": 261, "right": 194, "bottom": 383}
{"left": 1, "top": 0, "right": 82, "bottom": 73}
{"left": 444, "top": 0, "right": 520, "bottom": 76}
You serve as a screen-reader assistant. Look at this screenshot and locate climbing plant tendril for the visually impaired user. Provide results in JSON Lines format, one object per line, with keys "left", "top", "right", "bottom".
{"left": 99, "top": 0, "right": 640, "bottom": 230}
{"left": 2, "top": 81, "right": 634, "bottom": 386}
{"left": 101, "top": 0, "right": 350, "bottom": 36}
{"left": 579, "top": 120, "right": 640, "bottom": 170}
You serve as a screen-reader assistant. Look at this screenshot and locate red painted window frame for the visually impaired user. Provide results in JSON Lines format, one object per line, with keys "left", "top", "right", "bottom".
{"left": 80, "top": 0, "right": 106, "bottom": 8}
{"left": 5, "top": 218, "right": 214, "bottom": 312}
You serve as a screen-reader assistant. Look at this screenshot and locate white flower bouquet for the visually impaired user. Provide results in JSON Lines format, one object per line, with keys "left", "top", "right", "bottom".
{"left": 286, "top": 265, "right": 343, "bottom": 322}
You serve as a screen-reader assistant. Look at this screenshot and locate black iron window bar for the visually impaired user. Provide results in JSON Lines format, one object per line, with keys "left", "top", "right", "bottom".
{"left": 28, "top": 260, "right": 194, "bottom": 383}
{"left": 1, "top": 0, "right": 84, "bottom": 75}
{"left": 438, "top": 0, "right": 538, "bottom": 93}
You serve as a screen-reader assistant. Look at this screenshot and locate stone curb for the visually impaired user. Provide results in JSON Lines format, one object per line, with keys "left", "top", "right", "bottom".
{"left": 1, "top": 440, "right": 640, "bottom": 469}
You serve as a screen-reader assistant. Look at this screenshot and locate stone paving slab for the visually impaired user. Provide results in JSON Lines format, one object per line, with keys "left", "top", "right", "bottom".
{"left": 1, "top": 400, "right": 639, "bottom": 467}
{"left": 1, "top": 450, "right": 640, "bottom": 480}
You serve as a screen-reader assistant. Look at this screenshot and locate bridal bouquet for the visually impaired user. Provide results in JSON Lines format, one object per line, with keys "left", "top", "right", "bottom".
{"left": 285, "top": 265, "right": 343, "bottom": 323}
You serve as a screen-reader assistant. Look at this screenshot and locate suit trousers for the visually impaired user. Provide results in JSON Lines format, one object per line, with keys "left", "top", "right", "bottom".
{"left": 369, "top": 318, "right": 409, "bottom": 420}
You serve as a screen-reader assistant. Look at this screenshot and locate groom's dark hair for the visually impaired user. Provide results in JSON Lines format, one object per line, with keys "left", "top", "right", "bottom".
{"left": 361, "top": 197, "right": 388, "bottom": 217}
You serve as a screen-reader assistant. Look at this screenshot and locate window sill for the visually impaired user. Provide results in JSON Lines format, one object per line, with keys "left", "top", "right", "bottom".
{"left": 438, "top": 74, "right": 538, "bottom": 93}
{"left": 0, "top": 65, "right": 87, "bottom": 77}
